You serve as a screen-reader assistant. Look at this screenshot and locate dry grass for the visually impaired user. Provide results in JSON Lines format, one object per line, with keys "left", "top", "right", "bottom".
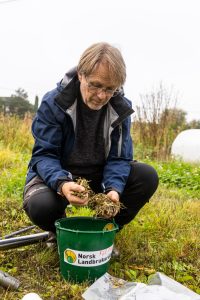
{"left": 0, "top": 114, "right": 33, "bottom": 152}
{"left": 75, "top": 178, "right": 122, "bottom": 218}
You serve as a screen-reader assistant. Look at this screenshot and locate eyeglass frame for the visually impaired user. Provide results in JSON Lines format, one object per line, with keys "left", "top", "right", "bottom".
{"left": 84, "top": 76, "right": 122, "bottom": 97}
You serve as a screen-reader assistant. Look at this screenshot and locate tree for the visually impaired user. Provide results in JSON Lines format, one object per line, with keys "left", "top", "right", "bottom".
{"left": 186, "top": 119, "right": 200, "bottom": 129}
{"left": 34, "top": 95, "right": 39, "bottom": 112}
{"left": 159, "top": 108, "right": 187, "bottom": 130}
{"left": 5, "top": 96, "right": 34, "bottom": 117}
{"left": 0, "top": 87, "right": 35, "bottom": 118}
{"left": 132, "top": 82, "right": 180, "bottom": 159}
{"left": 11, "top": 88, "right": 28, "bottom": 100}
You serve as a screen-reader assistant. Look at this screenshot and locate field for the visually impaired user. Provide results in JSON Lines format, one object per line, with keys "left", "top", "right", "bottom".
{"left": 0, "top": 116, "right": 200, "bottom": 299}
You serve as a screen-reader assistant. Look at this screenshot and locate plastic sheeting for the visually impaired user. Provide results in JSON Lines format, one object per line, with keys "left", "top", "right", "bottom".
{"left": 82, "top": 272, "right": 200, "bottom": 300}
{"left": 171, "top": 129, "right": 200, "bottom": 162}
{"left": 21, "top": 293, "right": 43, "bottom": 300}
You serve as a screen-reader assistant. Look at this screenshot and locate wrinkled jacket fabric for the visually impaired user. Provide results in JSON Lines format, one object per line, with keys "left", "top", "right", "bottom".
{"left": 26, "top": 68, "right": 134, "bottom": 194}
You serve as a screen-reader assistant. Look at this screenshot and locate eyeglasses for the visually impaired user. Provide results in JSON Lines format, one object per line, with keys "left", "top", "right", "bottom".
{"left": 85, "top": 77, "right": 121, "bottom": 97}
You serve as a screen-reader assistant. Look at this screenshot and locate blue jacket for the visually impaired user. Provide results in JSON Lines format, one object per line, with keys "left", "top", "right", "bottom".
{"left": 26, "top": 68, "right": 134, "bottom": 195}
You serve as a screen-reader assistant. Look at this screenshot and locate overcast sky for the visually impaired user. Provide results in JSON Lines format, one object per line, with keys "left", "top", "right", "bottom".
{"left": 0, "top": 0, "right": 200, "bottom": 121}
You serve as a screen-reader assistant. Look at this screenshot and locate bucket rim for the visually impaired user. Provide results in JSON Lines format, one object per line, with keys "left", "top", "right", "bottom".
{"left": 55, "top": 216, "right": 119, "bottom": 233}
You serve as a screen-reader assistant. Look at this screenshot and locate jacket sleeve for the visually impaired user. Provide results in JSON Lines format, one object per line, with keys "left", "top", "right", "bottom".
{"left": 29, "top": 92, "right": 73, "bottom": 191}
{"left": 102, "top": 115, "right": 133, "bottom": 195}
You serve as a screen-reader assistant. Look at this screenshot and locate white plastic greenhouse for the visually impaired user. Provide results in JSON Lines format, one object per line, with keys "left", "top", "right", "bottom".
{"left": 171, "top": 129, "right": 200, "bottom": 162}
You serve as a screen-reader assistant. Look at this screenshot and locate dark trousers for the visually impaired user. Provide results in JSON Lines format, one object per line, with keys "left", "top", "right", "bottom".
{"left": 23, "top": 162, "right": 159, "bottom": 233}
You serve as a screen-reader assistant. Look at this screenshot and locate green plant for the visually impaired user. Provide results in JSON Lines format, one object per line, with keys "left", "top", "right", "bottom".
{"left": 148, "top": 160, "right": 200, "bottom": 197}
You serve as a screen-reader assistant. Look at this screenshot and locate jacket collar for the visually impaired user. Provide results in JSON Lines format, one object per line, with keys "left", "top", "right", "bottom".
{"left": 55, "top": 67, "right": 134, "bottom": 124}
{"left": 55, "top": 67, "right": 78, "bottom": 111}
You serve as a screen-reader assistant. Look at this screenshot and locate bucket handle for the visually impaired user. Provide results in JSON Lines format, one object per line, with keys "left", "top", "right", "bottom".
{"left": 111, "top": 218, "right": 119, "bottom": 232}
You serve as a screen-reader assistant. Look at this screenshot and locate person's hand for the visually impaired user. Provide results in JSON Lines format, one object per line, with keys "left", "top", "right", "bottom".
{"left": 106, "top": 190, "right": 120, "bottom": 204}
{"left": 101, "top": 190, "right": 120, "bottom": 218}
{"left": 61, "top": 182, "right": 88, "bottom": 206}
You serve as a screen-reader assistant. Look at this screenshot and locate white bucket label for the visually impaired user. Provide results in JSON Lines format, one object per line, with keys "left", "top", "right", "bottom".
{"left": 64, "top": 245, "right": 113, "bottom": 267}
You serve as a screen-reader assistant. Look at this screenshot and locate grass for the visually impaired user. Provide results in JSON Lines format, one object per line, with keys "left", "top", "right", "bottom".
{"left": 0, "top": 185, "right": 199, "bottom": 299}
{"left": 0, "top": 114, "right": 33, "bottom": 153}
{"left": 0, "top": 117, "right": 200, "bottom": 299}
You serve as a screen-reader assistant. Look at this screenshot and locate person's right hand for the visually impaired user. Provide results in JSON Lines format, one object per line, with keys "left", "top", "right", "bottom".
{"left": 61, "top": 182, "right": 88, "bottom": 206}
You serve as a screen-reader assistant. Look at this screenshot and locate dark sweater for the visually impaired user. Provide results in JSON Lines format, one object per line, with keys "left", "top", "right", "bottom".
{"left": 65, "top": 88, "right": 107, "bottom": 177}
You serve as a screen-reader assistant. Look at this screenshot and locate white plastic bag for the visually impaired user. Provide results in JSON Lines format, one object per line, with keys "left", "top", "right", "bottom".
{"left": 82, "top": 272, "right": 200, "bottom": 300}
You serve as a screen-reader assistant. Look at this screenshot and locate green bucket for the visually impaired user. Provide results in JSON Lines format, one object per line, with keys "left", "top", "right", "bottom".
{"left": 55, "top": 217, "right": 118, "bottom": 283}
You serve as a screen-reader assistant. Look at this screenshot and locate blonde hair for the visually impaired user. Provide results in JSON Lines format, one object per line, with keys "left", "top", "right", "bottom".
{"left": 77, "top": 42, "right": 126, "bottom": 87}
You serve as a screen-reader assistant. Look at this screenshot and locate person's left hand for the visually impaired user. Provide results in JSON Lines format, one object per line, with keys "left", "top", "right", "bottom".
{"left": 102, "top": 190, "right": 120, "bottom": 218}
{"left": 106, "top": 190, "right": 120, "bottom": 203}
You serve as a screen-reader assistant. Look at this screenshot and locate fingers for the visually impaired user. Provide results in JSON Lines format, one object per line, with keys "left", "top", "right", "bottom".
{"left": 106, "top": 190, "right": 120, "bottom": 203}
{"left": 68, "top": 194, "right": 89, "bottom": 206}
{"left": 70, "top": 183, "right": 85, "bottom": 193}
{"left": 61, "top": 182, "right": 88, "bottom": 206}
{"left": 101, "top": 209, "right": 117, "bottom": 219}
